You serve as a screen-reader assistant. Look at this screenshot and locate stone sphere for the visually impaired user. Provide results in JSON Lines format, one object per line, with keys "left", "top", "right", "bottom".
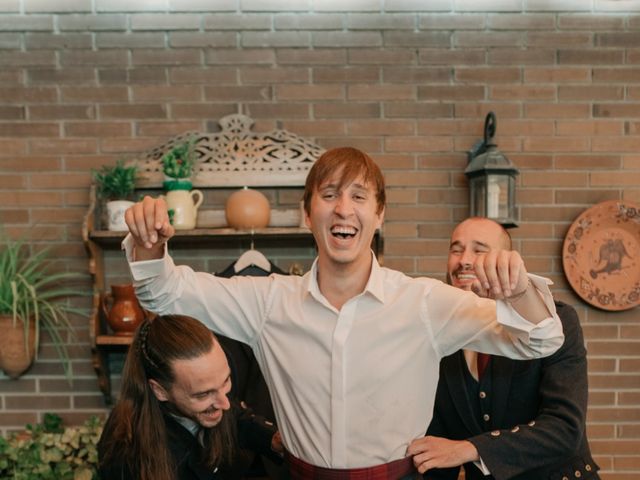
{"left": 225, "top": 188, "right": 271, "bottom": 229}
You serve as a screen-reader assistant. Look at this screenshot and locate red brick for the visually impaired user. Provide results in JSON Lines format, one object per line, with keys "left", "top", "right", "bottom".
{"left": 456, "top": 67, "right": 521, "bottom": 83}
{"left": 30, "top": 138, "right": 97, "bottom": 155}
{"left": 420, "top": 14, "right": 484, "bottom": 30}
{"left": 29, "top": 105, "right": 95, "bottom": 120}
{"left": 384, "top": 102, "right": 456, "bottom": 119}
{"left": 312, "top": 66, "right": 379, "bottom": 84}
{"left": 65, "top": 122, "right": 131, "bottom": 137}
{"left": 170, "top": 66, "right": 237, "bottom": 84}
{"left": 240, "top": 67, "right": 310, "bottom": 84}
{"left": 524, "top": 67, "right": 591, "bottom": 83}
{"left": 490, "top": 85, "right": 555, "bottom": 100}
{"left": 559, "top": 49, "right": 625, "bottom": 65}
{"left": 419, "top": 48, "right": 485, "bottom": 65}
{"left": 276, "top": 85, "right": 344, "bottom": 101}
{"left": 456, "top": 31, "right": 523, "bottom": 47}
{"left": 556, "top": 120, "right": 624, "bottom": 136}
{"left": 348, "top": 84, "right": 414, "bottom": 101}
{"left": 526, "top": 103, "right": 590, "bottom": 119}
{"left": 277, "top": 48, "right": 346, "bottom": 65}
{"left": 314, "top": 102, "right": 381, "bottom": 118}
{"left": 132, "top": 48, "right": 201, "bottom": 66}
{"left": 419, "top": 85, "right": 485, "bottom": 101}
{"left": 489, "top": 48, "right": 555, "bottom": 65}
{"left": 0, "top": 122, "right": 59, "bottom": 137}
{"left": 593, "top": 67, "right": 640, "bottom": 83}
{"left": 348, "top": 48, "right": 415, "bottom": 65}
{"left": 28, "top": 66, "right": 95, "bottom": 84}
{"left": 595, "top": 103, "right": 640, "bottom": 118}
{"left": 558, "top": 14, "right": 625, "bottom": 30}
{"left": 527, "top": 32, "right": 592, "bottom": 47}
{"left": 348, "top": 120, "right": 414, "bottom": 136}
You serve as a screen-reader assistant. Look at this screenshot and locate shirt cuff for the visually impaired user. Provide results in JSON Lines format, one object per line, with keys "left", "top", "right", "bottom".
{"left": 496, "top": 273, "right": 559, "bottom": 338}
{"left": 122, "top": 233, "right": 169, "bottom": 281}
{"left": 473, "top": 456, "right": 491, "bottom": 476}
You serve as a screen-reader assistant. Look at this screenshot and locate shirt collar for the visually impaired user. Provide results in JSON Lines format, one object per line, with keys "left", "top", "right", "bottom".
{"left": 306, "top": 251, "right": 385, "bottom": 305}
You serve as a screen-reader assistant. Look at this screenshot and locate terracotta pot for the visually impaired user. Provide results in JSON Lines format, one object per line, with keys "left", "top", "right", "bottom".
{"left": 225, "top": 187, "right": 271, "bottom": 229}
{"left": 0, "top": 314, "right": 36, "bottom": 379}
{"left": 101, "top": 284, "right": 145, "bottom": 336}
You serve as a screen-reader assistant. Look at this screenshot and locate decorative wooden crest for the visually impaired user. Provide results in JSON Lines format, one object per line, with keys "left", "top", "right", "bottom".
{"left": 134, "top": 114, "right": 325, "bottom": 188}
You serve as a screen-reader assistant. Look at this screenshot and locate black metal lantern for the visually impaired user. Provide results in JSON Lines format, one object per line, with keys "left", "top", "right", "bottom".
{"left": 465, "top": 112, "right": 519, "bottom": 228}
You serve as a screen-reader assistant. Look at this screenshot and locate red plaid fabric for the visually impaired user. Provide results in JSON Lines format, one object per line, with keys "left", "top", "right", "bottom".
{"left": 286, "top": 452, "right": 417, "bottom": 480}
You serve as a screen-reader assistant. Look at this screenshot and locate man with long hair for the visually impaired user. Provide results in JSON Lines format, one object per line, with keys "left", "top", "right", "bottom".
{"left": 98, "top": 314, "right": 282, "bottom": 480}
{"left": 122, "top": 147, "right": 564, "bottom": 479}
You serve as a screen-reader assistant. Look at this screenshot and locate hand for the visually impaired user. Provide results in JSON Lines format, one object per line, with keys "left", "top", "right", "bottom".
{"left": 125, "top": 195, "right": 175, "bottom": 257}
{"left": 407, "top": 436, "right": 479, "bottom": 474}
{"left": 271, "top": 431, "right": 283, "bottom": 455}
{"left": 472, "top": 248, "right": 528, "bottom": 299}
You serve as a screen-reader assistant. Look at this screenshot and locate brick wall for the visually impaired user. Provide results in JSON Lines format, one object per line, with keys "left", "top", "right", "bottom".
{"left": 1, "top": 1, "right": 639, "bottom": 478}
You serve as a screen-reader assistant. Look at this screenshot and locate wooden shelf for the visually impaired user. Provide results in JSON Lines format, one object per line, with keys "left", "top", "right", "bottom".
{"left": 89, "top": 226, "right": 314, "bottom": 247}
{"left": 96, "top": 335, "right": 134, "bottom": 346}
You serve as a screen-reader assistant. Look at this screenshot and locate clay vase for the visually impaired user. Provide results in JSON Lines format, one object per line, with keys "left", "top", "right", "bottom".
{"left": 225, "top": 187, "right": 271, "bottom": 229}
{"left": 0, "top": 314, "right": 36, "bottom": 379}
{"left": 101, "top": 284, "right": 145, "bottom": 336}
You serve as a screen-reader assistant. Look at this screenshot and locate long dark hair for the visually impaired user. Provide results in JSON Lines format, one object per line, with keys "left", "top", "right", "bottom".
{"left": 99, "top": 314, "right": 236, "bottom": 480}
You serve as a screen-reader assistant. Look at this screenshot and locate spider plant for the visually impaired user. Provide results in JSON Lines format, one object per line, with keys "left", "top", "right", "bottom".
{"left": 0, "top": 236, "right": 86, "bottom": 379}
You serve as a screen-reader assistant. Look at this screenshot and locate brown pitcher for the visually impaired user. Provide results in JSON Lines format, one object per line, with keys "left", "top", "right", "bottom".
{"left": 101, "top": 284, "right": 145, "bottom": 336}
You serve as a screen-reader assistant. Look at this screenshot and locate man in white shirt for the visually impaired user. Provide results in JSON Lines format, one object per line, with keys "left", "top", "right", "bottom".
{"left": 124, "top": 146, "right": 563, "bottom": 479}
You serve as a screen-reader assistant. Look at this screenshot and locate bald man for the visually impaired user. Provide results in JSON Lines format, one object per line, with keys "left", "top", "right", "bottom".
{"left": 409, "top": 217, "right": 600, "bottom": 480}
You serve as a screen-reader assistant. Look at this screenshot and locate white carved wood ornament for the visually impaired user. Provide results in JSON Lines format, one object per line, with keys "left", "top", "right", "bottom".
{"left": 134, "top": 114, "right": 325, "bottom": 188}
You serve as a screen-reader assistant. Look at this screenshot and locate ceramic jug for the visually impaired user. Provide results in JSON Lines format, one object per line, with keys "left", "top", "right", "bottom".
{"left": 163, "top": 189, "right": 204, "bottom": 230}
{"left": 101, "top": 284, "right": 145, "bottom": 336}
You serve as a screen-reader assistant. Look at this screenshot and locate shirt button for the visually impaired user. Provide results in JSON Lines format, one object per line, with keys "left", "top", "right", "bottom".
{"left": 528, "top": 420, "right": 536, "bottom": 427}
{"left": 479, "top": 391, "right": 487, "bottom": 399}
{"left": 585, "top": 465, "right": 592, "bottom": 472}
{"left": 483, "top": 414, "right": 490, "bottom": 422}
{"left": 490, "top": 430, "right": 500, "bottom": 437}
{"left": 511, "top": 426, "right": 520, "bottom": 433}
{"left": 562, "top": 477, "right": 568, "bottom": 480}
{"left": 574, "top": 471, "right": 581, "bottom": 478}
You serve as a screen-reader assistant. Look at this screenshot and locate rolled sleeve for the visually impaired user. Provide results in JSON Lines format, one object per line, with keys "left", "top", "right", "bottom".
{"left": 496, "top": 274, "right": 564, "bottom": 358}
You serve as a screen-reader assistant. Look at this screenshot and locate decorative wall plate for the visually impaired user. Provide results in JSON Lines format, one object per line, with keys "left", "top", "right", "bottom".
{"left": 562, "top": 200, "right": 640, "bottom": 311}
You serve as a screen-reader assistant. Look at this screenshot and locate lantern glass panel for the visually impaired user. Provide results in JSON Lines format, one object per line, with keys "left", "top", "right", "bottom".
{"left": 487, "top": 174, "right": 510, "bottom": 220}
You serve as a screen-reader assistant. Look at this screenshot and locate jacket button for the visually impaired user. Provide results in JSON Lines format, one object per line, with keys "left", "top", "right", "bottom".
{"left": 483, "top": 414, "right": 490, "bottom": 422}
{"left": 575, "top": 471, "right": 581, "bottom": 478}
{"left": 490, "top": 430, "right": 500, "bottom": 437}
{"left": 528, "top": 420, "right": 536, "bottom": 427}
{"left": 562, "top": 477, "right": 568, "bottom": 480}
{"left": 585, "top": 465, "right": 592, "bottom": 472}
{"left": 479, "top": 391, "right": 487, "bottom": 399}
{"left": 511, "top": 426, "right": 519, "bottom": 433}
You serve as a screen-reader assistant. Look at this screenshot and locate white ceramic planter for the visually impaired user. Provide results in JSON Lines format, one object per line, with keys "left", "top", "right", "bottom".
{"left": 106, "top": 200, "right": 134, "bottom": 231}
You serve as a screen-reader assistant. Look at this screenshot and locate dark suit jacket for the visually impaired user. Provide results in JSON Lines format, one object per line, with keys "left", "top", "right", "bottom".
{"left": 98, "top": 401, "right": 279, "bottom": 480}
{"left": 424, "top": 301, "right": 600, "bottom": 480}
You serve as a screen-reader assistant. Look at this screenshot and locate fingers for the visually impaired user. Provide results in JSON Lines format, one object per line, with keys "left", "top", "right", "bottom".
{"left": 474, "top": 249, "right": 525, "bottom": 298}
{"left": 125, "top": 196, "right": 172, "bottom": 249}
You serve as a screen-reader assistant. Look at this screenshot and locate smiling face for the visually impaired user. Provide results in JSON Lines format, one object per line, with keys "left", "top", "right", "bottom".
{"left": 303, "top": 147, "right": 386, "bottom": 273}
{"left": 305, "top": 169, "right": 384, "bottom": 270}
{"left": 150, "top": 339, "right": 232, "bottom": 429}
{"left": 447, "top": 217, "right": 512, "bottom": 291}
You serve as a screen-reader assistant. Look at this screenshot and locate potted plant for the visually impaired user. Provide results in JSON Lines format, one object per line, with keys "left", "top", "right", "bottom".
{"left": 161, "top": 139, "right": 203, "bottom": 230}
{"left": 92, "top": 159, "right": 137, "bottom": 231}
{"left": 0, "top": 413, "right": 103, "bottom": 480}
{"left": 0, "top": 236, "right": 85, "bottom": 379}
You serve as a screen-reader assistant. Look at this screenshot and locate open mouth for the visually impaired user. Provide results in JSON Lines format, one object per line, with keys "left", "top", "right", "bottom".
{"left": 455, "top": 271, "right": 477, "bottom": 282}
{"left": 331, "top": 225, "right": 357, "bottom": 239}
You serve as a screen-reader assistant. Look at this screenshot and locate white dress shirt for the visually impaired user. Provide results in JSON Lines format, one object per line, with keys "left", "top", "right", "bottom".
{"left": 124, "top": 236, "right": 563, "bottom": 469}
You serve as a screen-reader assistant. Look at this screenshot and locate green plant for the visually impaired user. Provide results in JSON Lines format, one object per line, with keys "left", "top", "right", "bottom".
{"left": 161, "top": 139, "right": 196, "bottom": 180}
{"left": 0, "top": 236, "right": 86, "bottom": 379}
{"left": 0, "top": 413, "right": 103, "bottom": 480}
{"left": 92, "top": 160, "right": 137, "bottom": 201}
